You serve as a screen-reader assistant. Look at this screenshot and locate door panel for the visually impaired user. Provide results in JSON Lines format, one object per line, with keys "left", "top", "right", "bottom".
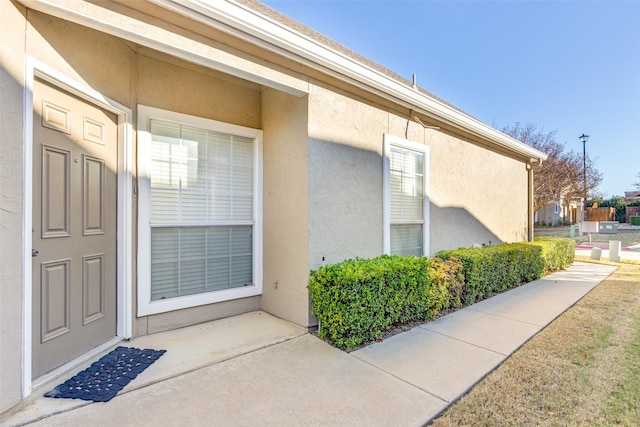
{"left": 40, "top": 259, "right": 71, "bottom": 342}
{"left": 32, "top": 78, "right": 118, "bottom": 378}
{"left": 82, "top": 254, "right": 105, "bottom": 325}
{"left": 83, "top": 155, "right": 105, "bottom": 235}
{"left": 41, "top": 145, "right": 71, "bottom": 238}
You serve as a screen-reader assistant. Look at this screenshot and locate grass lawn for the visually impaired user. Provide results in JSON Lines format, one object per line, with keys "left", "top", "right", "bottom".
{"left": 535, "top": 226, "right": 640, "bottom": 248}
{"left": 429, "top": 262, "right": 640, "bottom": 426}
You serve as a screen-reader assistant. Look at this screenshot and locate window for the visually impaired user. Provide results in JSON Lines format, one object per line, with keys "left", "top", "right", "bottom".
{"left": 138, "top": 106, "right": 262, "bottom": 315}
{"left": 383, "top": 134, "right": 429, "bottom": 256}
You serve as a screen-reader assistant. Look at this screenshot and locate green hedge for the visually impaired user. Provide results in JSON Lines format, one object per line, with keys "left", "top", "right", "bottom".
{"left": 430, "top": 256, "right": 465, "bottom": 309}
{"left": 435, "top": 243, "right": 545, "bottom": 305}
{"left": 307, "top": 255, "right": 463, "bottom": 350}
{"left": 631, "top": 216, "right": 640, "bottom": 226}
{"left": 530, "top": 237, "right": 575, "bottom": 272}
{"left": 309, "top": 238, "right": 575, "bottom": 350}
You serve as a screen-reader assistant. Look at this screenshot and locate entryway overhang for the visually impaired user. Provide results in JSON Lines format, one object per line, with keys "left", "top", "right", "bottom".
{"left": 17, "top": 0, "right": 309, "bottom": 98}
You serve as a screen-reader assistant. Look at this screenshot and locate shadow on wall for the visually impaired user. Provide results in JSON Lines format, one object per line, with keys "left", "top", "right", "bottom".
{"left": 429, "top": 203, "right": 503, "bottom": 254}
{"left": 308, "top": 138, "right": 383, "bottom": 268}
{"left": 306, "top": 137, "right": 529, "bottom": 262}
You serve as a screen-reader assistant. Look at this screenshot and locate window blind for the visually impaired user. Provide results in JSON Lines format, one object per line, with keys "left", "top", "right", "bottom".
{"left": 148, "top": 120, "right": 254, "bottom": 300}
{"left": 390, "top": 224, "right": 423, "bottom": 256}
{"left": 389, "top": 145, "right": 424, "bottom": 256}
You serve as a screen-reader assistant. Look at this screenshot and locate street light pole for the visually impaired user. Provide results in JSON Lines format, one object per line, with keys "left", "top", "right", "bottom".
{"left": 579, "top": 133, "right": 589, "bottom": 228}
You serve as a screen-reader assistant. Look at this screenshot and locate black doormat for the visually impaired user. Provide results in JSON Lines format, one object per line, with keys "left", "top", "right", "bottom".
{"left": 45, "top": 346, "right": 166, "bottom": 402}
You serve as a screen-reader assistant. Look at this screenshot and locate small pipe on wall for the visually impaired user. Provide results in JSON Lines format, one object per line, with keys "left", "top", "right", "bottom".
{"left": 527, "top": 159, "right": 542, "bottom": 242}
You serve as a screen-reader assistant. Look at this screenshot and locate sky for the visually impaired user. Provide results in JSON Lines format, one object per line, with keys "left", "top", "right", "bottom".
{"left": 261, "top": 0, "right": 640, "bottom": 198}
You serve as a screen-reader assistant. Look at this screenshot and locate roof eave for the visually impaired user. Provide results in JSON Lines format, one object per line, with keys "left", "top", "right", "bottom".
{"left": 18, "top": 0, "right": 547, "bottom": 161}
{"left": 155, "top": 0, "right": 547, "bottom": 161}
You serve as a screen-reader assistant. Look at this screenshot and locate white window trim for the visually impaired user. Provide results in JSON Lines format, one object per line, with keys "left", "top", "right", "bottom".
{"left": 383, "top": 134, "right": 430, "bottom": 256}
{"left": 137, "top": 105, "right": 263, "bottom": 316}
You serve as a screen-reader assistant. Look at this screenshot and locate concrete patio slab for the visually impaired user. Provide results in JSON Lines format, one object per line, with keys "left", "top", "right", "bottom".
{"left": 5, "top": 311, "right": 307, "bottom": 427}
{"left": 126, "top": 310, "right": 307, "bottom": 388}
{"left": 25, "top": 335, "right": 447, "bottom": 427}
{"left": 351, "top": 327, "right": 505, "bottom": 402}
{"left": 420, "top": 309, "right": 542, "bottom": 355}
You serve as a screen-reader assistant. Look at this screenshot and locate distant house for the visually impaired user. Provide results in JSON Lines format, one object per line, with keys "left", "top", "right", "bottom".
{"left": 624, "top": 191, "right": 640, "bottom": 202}
{"left": 625, "top": 191, "right": 640, "bottom": 223}
{"left": 1, "top": 0, "right": 547, "bottom": 413}
{"left": 534, "top": 196, "right": 581, "bottom": 226}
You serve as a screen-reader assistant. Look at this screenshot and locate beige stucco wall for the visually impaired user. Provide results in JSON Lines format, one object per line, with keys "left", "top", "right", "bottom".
{"left": 307, "top": 81, "right": 529, "bottom": 262}
{"left": 307, "top": 83, "right": 389, "bottom": 268}
{"left": 261, "top": 89, "right": 312, "bottom": 326}
{"left": 25, "top": 8, "right": 133, "bottom": 107}
{"left": 428, "top": 131, "right": 529, "bottom": 253}
{"left": 136, "top": 48, "right": 262, "bottom": 128}
{"left": 0, "top": 0, "right": 28, "bottom": 414}
{"left": 1, "top": 5, "right": 291, "bottom": 414}
{"left": 2, "top": 0, "right": 533, "bottom": 414}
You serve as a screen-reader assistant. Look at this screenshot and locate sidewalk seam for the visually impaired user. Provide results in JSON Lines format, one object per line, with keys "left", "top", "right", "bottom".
{"left": 348, "top": 353, "right": 451, "bottom": 404}
{"left": 464, "top": 307, "right": 548, "bottom": 327}
{"left": 417, "top": 326, "right": 526, "bottom": 357}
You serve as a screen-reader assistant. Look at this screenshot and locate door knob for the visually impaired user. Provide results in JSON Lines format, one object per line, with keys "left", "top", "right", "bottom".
{"left": 32, "top": 249, "right": 39, "bottom": 257}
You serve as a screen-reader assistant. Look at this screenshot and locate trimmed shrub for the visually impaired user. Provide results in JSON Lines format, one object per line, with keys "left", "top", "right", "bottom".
{"left": 435, "top": 243, "right": 545, "bottom": 305}
{"left": 430, "top": 256, "right": 465, "bottom": 309}
{"left": 631, "top": 216, "right": 640, "bottom": 226}
{"left": 307, "top": 255, "right": 463, "bottom": 350}
{"left": 309, "top": 239, "right": 575, "bottom": 350}
{"left": 531, "top": 237, "right": 575, "bottom": 273}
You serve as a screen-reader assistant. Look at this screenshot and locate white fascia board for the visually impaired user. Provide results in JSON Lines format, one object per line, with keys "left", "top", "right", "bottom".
{"left": 20, "top": 0, "right": 545, "bottom": 161}
{"left": 156, "top": 0, "right": 547, "bottom": 162}
{"left": 17, "top": 0, "right": 307, "bottom": 97}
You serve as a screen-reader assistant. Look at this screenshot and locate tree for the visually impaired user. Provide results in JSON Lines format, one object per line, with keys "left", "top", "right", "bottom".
{"left": 501, "top": 122, "right": 602, "bottom": 213}
{"left": 634, "top": 172, "right": 640, "bottom": 190}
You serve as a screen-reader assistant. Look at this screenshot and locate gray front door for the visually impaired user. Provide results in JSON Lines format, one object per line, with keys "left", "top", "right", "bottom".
{"left": 32, "top": 77, "right": 117, "bottom": 378}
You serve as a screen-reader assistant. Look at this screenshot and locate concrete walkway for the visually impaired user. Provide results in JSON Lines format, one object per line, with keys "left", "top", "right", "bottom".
{"left": 5, "top": 262, "right": 616, "bottom": 427}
